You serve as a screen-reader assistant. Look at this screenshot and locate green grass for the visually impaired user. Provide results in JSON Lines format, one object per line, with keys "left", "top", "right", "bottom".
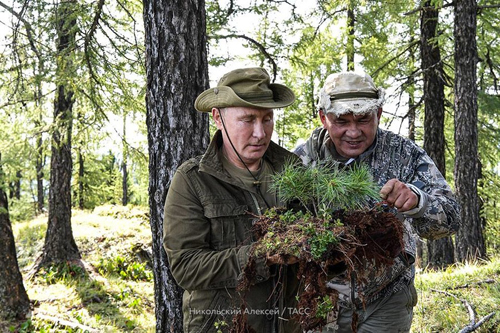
{"left": 2, "top": 205, "right": 499, "bottom": 332}
{"left": 6, "top": 205, "right": 155, "bottom": 333}
{"left": 413, "top": 257, "right": 500, "bottom": 332}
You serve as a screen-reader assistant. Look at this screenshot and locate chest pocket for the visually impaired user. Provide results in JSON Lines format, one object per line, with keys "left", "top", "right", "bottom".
{"left": 204, "top": 202, "right": 250, "bottom": 250}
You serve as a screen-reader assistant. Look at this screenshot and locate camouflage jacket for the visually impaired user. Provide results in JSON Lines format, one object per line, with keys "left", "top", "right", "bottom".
{"left": 294, "top": 127, "right": 460, "bottom": 307}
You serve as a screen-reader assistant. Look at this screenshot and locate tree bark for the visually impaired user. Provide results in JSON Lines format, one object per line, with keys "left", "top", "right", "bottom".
{"left": 143, "top": 1, "right": 210, "bottom": 331}
{"left": 9, "top": 170, "right": 22, "bottom": 200}
{"left": 0, "top": 154, "right": 30, "bottom": 320}
{"left": 420, "top": 1, "right": 455, "bottom": 268}
{"left": 77, "top": 148, "right": 84, "bottom": 210}
{"left": 454, "top": 0, "right": 486, "bottom": 261}
{"left": 35, "top": 0, "right": 81, "bottom": 268}
{"left": 122, "top": 113, "right": 128, "bottom": 206}
{"left": 406, "top": 32, "right": 424, "bottom": 266}
{"left": 407, "top": 71, "right": 427, "bottom": 267}
{"left": 122, "top": 159, "right": 128, "bottom": 206}
{"left": 407, "top": 68, "right": 416, "bottom": 142}
{"left": 34, "top": 56, "right": 46, "bottom": 214}
{"left": 36, "top": 117, "right": 45, "bottom": 213}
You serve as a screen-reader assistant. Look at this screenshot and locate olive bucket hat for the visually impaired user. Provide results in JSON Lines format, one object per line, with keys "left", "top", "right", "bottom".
{"left": 194, "top": 67, "right": 295, "bottom": 112}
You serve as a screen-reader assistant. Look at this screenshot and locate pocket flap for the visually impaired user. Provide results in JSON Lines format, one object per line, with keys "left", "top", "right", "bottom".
{"left": 204, "top": 202, "right": 249, "bottom": 218}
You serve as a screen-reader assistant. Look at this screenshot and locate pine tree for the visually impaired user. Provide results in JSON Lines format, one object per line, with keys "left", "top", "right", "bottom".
{"left": 144, "top": 1, "right": 210, "bottom": 331}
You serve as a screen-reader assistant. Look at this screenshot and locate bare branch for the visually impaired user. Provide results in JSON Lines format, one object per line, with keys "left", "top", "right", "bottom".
{"left": 227, "top": 0, "right": 235, "bottom": 16}
{"left": 265, "top": 0, "right": 296, "bottom": 10}
{"left": 0, "top": 87, "right": 56, "bottom": 109}
{"left": 451, "top": 278, "right": 496, "bottom": 289}
{"left": 371, "top": 39, "right": 420, "bottom": 78}
{"left": 116, "top": 0, "right": 144, "bottom": 64}
{"left": 478, "top": 4, "right": 500, "bottom": 10}
{"left": 484, "top": 49, "right": 498, "bottom": 91}
{"left": 404, "top": 1, "right": 454, "bottom": 16}
{"left": 84, "top": 0, "right": 105, "bottom": 85}
{"left": 405, "top": 2, "right": 500, "bottom": 16}
{"left": 0, "top": 0, "right": 43, "bottom": 64}
{"left": 459, "top": 312, "right": 496, "bottom": 333}
{"left": 35, "top": 313, "right": 99, "bottom": 333}
{"left": 211, "top": 34, "right": 279, "bottom": 81}
{"left": 431, "top": 289, "right": 496, "bottom": 333}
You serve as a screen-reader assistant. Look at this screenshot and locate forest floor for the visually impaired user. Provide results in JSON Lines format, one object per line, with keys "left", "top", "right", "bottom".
{"left": 2, "top": 205, "right": 499, "bottom": 332}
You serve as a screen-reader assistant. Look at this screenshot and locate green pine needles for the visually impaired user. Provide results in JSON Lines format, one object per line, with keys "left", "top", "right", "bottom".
{"left": 270, "top": 160, "right": 380, "bottom": 217}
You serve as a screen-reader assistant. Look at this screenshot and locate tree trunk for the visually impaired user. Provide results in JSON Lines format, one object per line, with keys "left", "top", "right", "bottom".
{"left": 407, "top": 70, "right": 416, "bottom": 142}
{"left": 34, "top": 57, "right": 46, "bottom": 214}
{"left": 407, "top": 57, "right": 426, "bottom": 267}
{"left": 454, "top": 0, "right": 486, "bottom": 261}
{"left": 77, "top": 148, "right": 84, "bottom": 210}
{"left": 122, "top": 159, "right": 128, "bottom": 206}
{"left": 35, "top": 0, "right": 81, "bottom": 268}
{"left": 346, "top": 1, "right": 355, "bottom": 71}
{"left": 9, "top": 170, "right": 22, "bottom": 200}
{"left": 406, "top": 31, "right": 424, "bottom": 266}
{"left": 0, "top": 154, "right": 30, "bottom": 320}
{"left": 36, "top": 118, "right": 45, "bottom": 213}
{"left": 143, "top": 1, "right": 210, "bottom": 331}
{"left": 122, "top": 113, "right": 128, "bottom": 206}
{"left": 421, "top": 1, "right": 455, "bottom": 268}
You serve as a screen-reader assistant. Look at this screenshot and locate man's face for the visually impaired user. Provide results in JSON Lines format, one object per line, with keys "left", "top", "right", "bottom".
{"left": 320, "top": 108, "right": 382, "bottom": 158}
{"left": 213, "top": 106, "right": 274, "bottom": 170}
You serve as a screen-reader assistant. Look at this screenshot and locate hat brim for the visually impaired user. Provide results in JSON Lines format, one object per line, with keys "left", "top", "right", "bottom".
{"left": 326, "top": 98, "right": 381, "bottom": 116}
{"left": 194, "top": 83, "right": 295, "bottom": 112}
{"left": 322, "top": 88, "right": 385, "bottom": 116}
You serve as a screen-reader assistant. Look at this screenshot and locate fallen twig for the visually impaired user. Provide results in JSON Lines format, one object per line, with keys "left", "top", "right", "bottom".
{"left": 35, "top": 313, "right": 99, "bottom": 333}
{"left": 458, "top": 312, "right": 496, "bottom": 333}
{"left": 449, "top": 279, "right": 495, "bottom": 290}
{"left": 431, "top": 289, "right": 496, "bottom": 332}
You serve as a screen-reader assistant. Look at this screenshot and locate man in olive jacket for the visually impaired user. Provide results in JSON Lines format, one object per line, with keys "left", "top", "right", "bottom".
{"left": 163, "top": 67, "right": 301, "bottom": 333}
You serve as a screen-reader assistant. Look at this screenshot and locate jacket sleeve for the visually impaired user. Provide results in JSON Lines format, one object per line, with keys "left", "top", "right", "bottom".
{"left": 404, "top": 153, "right": 461, "bottom": 240}
{"left": 292, "top": 127, "right": 324, "bottom": 166}
{"left": 163, "top": 169, "right": 271, "bottom": 291}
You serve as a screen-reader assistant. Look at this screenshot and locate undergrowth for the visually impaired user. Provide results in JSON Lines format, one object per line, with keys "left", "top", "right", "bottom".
{"left": 2, "top": 204, "right": 498, "bottom": 332}
{"left": 413, "top": 256, "right": 500, "bottom": 332}
{"left": 7, "top": 205, "right": 154, "bottom": 333}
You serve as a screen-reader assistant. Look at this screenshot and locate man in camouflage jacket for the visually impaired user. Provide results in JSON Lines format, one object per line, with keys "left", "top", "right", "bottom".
{"left": 294, "top": 72, "right": 460, "bottom": 333}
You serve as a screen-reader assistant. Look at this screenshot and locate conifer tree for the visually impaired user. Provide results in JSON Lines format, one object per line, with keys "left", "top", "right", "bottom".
{"left": 144, "top": 1, "right": 210, "bottom": 331}
{"left": 454, "top": 0, "right": 486, "bottom": 261}
{"left": 0, "top": 153, "right": 30, "bottom": 320}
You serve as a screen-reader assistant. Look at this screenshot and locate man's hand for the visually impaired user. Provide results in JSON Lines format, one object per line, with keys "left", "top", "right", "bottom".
{"left": 379, "top": 178, "right": 419, "bottom": 212}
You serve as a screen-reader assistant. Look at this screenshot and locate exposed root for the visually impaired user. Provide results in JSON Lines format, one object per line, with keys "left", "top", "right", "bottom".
{"left": 233, "top": 207, "right": 404, "bottom": 332}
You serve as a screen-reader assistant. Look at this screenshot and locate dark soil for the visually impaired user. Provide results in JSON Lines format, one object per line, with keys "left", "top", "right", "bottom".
{"left": 233, "top": 206, "right": 404, "bottom": 332}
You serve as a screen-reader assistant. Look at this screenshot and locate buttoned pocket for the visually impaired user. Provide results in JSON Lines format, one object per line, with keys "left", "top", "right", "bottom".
{"left": 204, "top": 202, "right": 249, "bottom": 250}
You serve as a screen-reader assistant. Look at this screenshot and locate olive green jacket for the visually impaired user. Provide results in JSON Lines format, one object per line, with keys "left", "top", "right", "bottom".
{"left": 164, "top": 131, "right": 301, "bottom": 333}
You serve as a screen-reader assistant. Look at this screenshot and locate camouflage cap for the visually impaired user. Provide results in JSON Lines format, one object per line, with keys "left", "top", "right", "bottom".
{"left": 318, "top": 72, "right": 385, "bottom": 116}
